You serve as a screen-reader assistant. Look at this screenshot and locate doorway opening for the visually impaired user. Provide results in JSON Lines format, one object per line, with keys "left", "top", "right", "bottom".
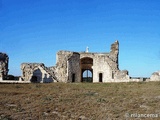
{"left": 99, "top": 73, "right": 103, "bottom": 82}
{"left": 30, "top": 68, "right": 42, "bottom": 83}
{"left": 31, "top": 76, "right": 38, "bottom": 83}
{"left": 72, "top": 73, "right": 75, "bottom": 82}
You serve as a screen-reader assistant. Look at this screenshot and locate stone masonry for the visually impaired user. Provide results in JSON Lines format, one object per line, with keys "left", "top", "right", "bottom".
{"left": 1, "top": 40, "right": 159, "bottom": 83}
{"left": 54, "top": 41, "right": 130, "bottom": 83}
{"left": 20, "top": 63, "right": 56, "bottom": 83}
{"left": 55, "top": 51, "right": 81, "bottom": 82}
{"left": 19, "top": 41, "right": 130, "bottom": 83}
{"left": 150, "top": 71, "right": 160, "bottom": 81}
{"left": 0, "top": 52, "right": 9, "bottom": 80}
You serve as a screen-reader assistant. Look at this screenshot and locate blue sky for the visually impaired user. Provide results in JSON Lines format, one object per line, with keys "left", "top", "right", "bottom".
{"left": 0, "top": 0, "right": 160, "bottom": 77}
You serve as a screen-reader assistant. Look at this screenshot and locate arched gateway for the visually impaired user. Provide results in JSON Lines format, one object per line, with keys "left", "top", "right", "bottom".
{"left": 81, "top": 57, "right": 93, "bottom": 82}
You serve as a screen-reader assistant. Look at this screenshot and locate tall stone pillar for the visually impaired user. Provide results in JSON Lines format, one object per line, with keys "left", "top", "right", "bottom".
{"left": 0, "top": 52, "right": 9, "bottom": 79}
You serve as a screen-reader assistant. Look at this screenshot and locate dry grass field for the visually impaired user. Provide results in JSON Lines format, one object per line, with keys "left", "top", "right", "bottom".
{"left": 0, "top": 82, "right": 160, "bottom": 120}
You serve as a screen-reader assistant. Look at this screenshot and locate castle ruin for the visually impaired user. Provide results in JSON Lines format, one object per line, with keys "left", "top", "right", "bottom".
{"left": 0, "top": 41, "right": 160, "bottom": 83}
{"left": 20, "top": 41, "right": 130, "bottom": 83}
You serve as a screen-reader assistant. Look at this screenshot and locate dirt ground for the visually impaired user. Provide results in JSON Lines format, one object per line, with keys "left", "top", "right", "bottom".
{"left": 0, "top": 82, "right": 160, "bottom": 120}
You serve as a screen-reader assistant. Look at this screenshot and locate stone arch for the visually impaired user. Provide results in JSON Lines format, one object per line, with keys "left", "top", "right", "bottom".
{"left": 30, "top": 68, "right": 42, "bottom": 83}
{"left": 80, "top": 57, "right": 93, "bottom": 82}
{"left": 82, "top": 69, "right": 93, "bottom": 82}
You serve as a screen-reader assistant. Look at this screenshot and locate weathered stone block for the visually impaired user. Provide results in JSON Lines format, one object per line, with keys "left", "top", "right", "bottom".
{"left": 150, "top": 71, "right": 160, "bottom": 81}
{"left": 114, "top": 70, "right": 130, "bottom": 80}
{"left": 0, "top": 52, "right": 9, "bottom": 79}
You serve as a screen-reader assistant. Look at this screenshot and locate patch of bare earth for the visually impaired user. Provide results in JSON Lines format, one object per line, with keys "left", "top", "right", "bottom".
{"left": 0, "top": 82, "right": 160, "bottom": 120}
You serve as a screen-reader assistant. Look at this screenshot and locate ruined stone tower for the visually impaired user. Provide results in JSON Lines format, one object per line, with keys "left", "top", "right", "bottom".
{"left": 20, "top": 40, "right": 129, "bottom": 83}
{"left": 0, "top": 52, "right": 9, "bottom": 80}
{"left": 54, "top": 41, "right": 129, "bottom": 83}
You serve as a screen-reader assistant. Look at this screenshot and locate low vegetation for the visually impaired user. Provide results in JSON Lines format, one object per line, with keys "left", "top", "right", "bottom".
{"left": 0, "top": 82, "right": 160, "bottom": 120}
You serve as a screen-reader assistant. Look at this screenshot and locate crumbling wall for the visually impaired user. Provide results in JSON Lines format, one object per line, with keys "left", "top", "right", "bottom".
{"left": 55, "top": 51, "right": 80, "bottom": 82}
{"left": 79, "top": 41, "right": 121, "bottom": 83}
{"left": 108, "top": 41, "right": 121, "bottom": 79}
{"left": 109, "top": 40, "right": 119, "bottom": 64}
{"left": 21, "top": 63, "right": 55, "bottom": 83}
{"left": 0, "top": 52, "right": 9, "bottom": 80}
{"left": 114, "top": 70, "right": 130, "bottom": 81}
{"left": 150, "top": 71, "right": 160, "bottom": 81}
{"left": 67, "top": 53, "right": 81, "bottom": 82}
{"left": 108, "top": 41, "right": 130, "bottom": 82}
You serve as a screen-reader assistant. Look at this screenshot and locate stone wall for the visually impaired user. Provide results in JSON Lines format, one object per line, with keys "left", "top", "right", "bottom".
{"left": 150, "top": 71, "right": 160, "bottom": 81}
{"left": 109, "top": 40, "right": 119, "bottom": 64}
{"left": 67, "top": 53, "right": 81, "bottom": 82}
{"left": 79, "top": 41, "right": 121, "bottom": 83}
{"left": 78, "top": 41, "right": 120, "bottom": 82}
{"left": 92, "top": 54, "right": 113, "bottom": 82}
{"left": 1, "top": 40, "right": 160, "bottom": 83}
{"left": 21, "top": 63, "right": 55, "bottom": 83}
{"left": 114, "top": 70, "right": 130, "bottom": 82}
{"left": 56, "top": 51, "right": 80, "bottom": 82}
{"left": 18, "top": 41, "right": 126, "bottom": 83}
{"left": 0, "top": 52, "right": 9, "bottom": 79}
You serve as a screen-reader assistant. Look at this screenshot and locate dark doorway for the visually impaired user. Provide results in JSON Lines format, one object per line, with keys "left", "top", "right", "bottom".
{"left": 99, "top": 73, "right": 103, "bottom": 82}
{"left": 31, "top": 76, "right": 38, "bottom": 83}
{"left": 72, "top": 74, "right": 75, "bottom": 82}
{"left": 31, "top": 68, "right": 42, "bottom": 83}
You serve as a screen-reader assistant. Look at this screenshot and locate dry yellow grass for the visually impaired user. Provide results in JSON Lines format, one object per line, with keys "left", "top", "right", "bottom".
{"left": 0, "top": 82, "right": 160, "bottom": 120}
